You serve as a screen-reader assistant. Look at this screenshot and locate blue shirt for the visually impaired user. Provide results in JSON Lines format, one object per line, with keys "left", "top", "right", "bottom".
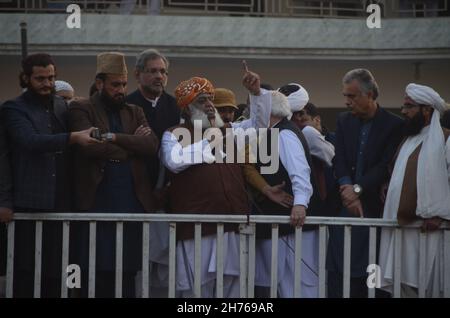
{"left": 338, "top": 120, "right": 373, "bottom": 186}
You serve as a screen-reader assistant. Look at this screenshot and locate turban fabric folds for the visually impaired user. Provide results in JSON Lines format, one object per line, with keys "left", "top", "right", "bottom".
{"left": 175, "top": 77, "right": 214, "bottom": 108}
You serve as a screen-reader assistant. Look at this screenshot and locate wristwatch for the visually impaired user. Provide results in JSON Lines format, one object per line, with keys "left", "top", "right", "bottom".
{"left": 102, "top": 132, "right": 114, "bottom": 142}
{"left": 353, "top": 184, "right": 363, "bottom": 195}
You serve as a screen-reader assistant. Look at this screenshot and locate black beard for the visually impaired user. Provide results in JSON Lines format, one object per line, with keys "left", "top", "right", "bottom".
{"left": 27, "top": 85, "right": 55, "bottom": 108}
{"left": 100, "top": 90, "right": 126, "bottom": 111}
{"left": 403, "top": 111, "right": 426, "bottom": 137}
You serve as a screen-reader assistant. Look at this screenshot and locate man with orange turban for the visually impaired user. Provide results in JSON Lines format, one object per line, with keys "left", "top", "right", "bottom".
{"left": 160, "top": 65, "right": 272, "bottom": 297}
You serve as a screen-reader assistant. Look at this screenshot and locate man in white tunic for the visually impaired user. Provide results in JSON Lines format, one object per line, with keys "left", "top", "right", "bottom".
{"left": 379, "top": 83, "right": 450, "bottom": 297}
{"left": 253, "top": 91, "right": 318, "bottom": 298}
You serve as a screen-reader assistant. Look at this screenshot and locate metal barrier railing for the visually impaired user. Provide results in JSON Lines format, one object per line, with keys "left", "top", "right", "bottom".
{"left": 0, "top": 0, "right": 448, "bottom": 17}
{"left": 3, "top": 213, "right": 450, "bottom": 298}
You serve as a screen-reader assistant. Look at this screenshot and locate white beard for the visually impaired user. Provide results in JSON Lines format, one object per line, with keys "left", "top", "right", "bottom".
{"left": 189, "top": 105, "right": 225, "bottom": 128}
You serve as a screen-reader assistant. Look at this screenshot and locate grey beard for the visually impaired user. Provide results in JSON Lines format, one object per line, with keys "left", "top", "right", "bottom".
{"left": 189, "top": 105, "right": 225, "bottom": 128}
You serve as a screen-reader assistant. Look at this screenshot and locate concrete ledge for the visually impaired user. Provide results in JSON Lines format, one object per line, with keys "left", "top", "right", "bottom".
{"left": 1, "top": 13, "right": 450, "bottom": 59}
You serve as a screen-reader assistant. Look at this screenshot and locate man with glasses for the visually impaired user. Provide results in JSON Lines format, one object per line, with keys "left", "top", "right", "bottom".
{"left": 379, "top": 83, "right": 450, "bottom": 297}
{"left": 125, "top": 49, "right": 180, "bottom": 297}
{"left": 326, "top": 68, "right": 404, "bottom": 298}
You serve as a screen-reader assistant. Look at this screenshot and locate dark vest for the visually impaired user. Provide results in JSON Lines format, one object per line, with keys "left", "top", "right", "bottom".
{"left": 167, "top": 124, "right": 250, "bottom": 241}
{"left": 254, "top": 118, "right": 322, "bottom": 238}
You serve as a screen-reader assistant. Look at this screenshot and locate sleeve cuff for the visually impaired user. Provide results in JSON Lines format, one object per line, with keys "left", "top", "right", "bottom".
{"left": 338, "top": 176, "right": 352, "bottom": 186}
{"left": 294, "top": 196, "right": 309, "bottom": 208}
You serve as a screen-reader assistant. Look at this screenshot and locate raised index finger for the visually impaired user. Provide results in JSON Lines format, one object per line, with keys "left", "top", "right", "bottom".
{"left": 242, "top": 60, "right": 249, "bottom": 73}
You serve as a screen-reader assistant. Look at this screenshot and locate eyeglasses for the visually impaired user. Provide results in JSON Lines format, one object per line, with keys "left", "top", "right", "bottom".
{"left": 141, "top": 68, "right": 168, "bottom": 76}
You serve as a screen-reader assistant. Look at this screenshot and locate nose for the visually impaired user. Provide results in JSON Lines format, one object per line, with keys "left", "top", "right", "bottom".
{"left": 117, "top": 85, "right": 126, "bottom": 95}
{"left": 42, "top": 78, "right": 53, "bottom": 86}
{"left": 401, "top": 107, "right": 408, "bottom": 115}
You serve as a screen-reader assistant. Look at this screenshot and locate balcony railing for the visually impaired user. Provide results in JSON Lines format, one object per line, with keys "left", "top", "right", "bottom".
{"left": 3, "top": 212, "right": 450, "bottom": 298}
{"left": 0, "top": 0, "right": 448, "bottom": 18}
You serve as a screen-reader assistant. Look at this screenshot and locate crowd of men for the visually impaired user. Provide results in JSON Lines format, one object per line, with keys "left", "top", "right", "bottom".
{"left": 0, "top": 49, "right": 449, "bottom": 298}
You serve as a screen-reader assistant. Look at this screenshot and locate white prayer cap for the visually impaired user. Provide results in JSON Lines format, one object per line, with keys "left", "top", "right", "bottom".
{"left": 406, "top": 83, "right": 446, "bottom": 115}
{"left": 278, "top": 83, "right": 309, "bottom": 113}
{"left": 55, "top": 80, "right": 74, "bottom": 93}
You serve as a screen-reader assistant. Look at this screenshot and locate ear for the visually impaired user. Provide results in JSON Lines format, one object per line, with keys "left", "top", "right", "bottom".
{"left": 367, "top": 90, "right": 374, "bottom": 100}
{"left": 95, "top": 78, "right": 103, "bottom": 91}
{"left": 134, "top": 68, "right": 140, "bottom": 82}
{"left": 422, "top": 105, "right": 433, "bottom": 117}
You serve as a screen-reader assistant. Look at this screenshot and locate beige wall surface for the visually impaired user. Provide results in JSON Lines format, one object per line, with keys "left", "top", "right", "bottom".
{"left": 2, "top": 55, "right": 449, "bottom": 107}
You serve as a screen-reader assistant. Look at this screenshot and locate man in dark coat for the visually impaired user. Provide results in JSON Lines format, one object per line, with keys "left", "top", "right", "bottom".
{"left": 126, "top": 49, "right": 179, "bottom": 188}
{"left": 0, "top": 104, "right": 13, "bottom": 297}
{"left": 326, "top": 68, "right": 404, "bottom": 298}
{"left": 1, "top": 53, "right": 97, "bottom": 297}
{"left": 69, "top": 52, "right": 159, "bottom": 298}
{"left": 125, "top": 49, "right": 180, "bottom": 296}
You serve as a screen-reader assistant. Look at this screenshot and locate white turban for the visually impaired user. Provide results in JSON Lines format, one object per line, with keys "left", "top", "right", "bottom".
{"left": 406, "top": 83, "right": 450, "bottom": 219}
{"left": 406, "top": 83, "right": 446, "bottom": 115}
{"left": 55, "top": 80, "right": 74, "bottom": 93}
{"left": 280, "top": 83, "right": 309, "bottom": 113}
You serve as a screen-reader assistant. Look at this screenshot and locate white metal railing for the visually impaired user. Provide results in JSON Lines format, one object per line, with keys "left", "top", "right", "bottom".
{"left": 0, "top": 0, "right": 448, "bottom": 17}
{"left": 3, "top": 213, "right": 450, "bottom": 298}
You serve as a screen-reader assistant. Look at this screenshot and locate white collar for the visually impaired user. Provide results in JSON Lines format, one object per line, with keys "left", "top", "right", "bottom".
{"left": 144, "top": 95, "right": 160, "bottom": 108}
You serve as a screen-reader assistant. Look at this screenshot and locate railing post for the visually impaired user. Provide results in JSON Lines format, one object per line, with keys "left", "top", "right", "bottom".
{"left": 239, "top": 223, "right": 250, "bottom": 298}
{"left": 343, "top": 225, "right": 351, "bottom": 298}
{"left": 393, "top": 228, "right": 402, "bottom": 298}
{"left": 88, "top": 221, "right": 97, "bottom": 298}
{"left": 368, "top": 226, "right": 377, "bottom": 299}
{"left": 168, "top": 222, "right": 177, "bottom": 298}
{"left": 318, "top": 225, "right": 327, "bottom": 298}
{"left": 60, "top": 221, "right": 70, "bottom": 298}
{"left": 115, "top": 222, "right": 123, "bottom": 298}
{"left": 141, "top": 221, "right": 150, "bottom": 298}
{"left": 216, "top": 223, "right": 224, "bottom": 298}
{"left": 444, "top": 230, "right": 450, "bottom": 298}
{"left": 293, "top": 226, "right": 302, "bottom": 298}
{"left": 247, "top": 223, "right": 256, "bottom": 298}
{"left": 6, "top": 221, "right": 15, "bottom": 298}
{"left": 270, "top": 224, "right": 279, "bottom": 298}
{"left": 34, "top": 221, "right": 43, "bottom": 298}
{"left": 194, "top": 223, "right": 202, "bottom": 298}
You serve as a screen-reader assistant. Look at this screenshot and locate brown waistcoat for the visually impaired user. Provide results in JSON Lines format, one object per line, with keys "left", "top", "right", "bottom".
{"left": 396, "top": 128, "right": 450, "bottom": 225}
{"left": 166, "top": 124, "right": 250, "bottom": 240}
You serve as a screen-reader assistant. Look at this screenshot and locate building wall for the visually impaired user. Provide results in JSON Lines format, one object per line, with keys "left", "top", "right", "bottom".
{"left": 2, "top": 54, "right": 449, "bottom": 105}
{"left": 2, "top": 54, "right": 448, "bottom": 129}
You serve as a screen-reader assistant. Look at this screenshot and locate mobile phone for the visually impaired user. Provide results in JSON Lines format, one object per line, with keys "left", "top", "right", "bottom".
{"left": 90, "top": 128, "right": 101, "bottom": 140}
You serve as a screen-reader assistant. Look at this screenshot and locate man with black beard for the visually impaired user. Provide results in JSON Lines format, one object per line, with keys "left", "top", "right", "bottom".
{"left": 1, "top": 53, "right": 97, "bottom": 297}
{"left": 379, "top": 84, "right": 450, "bottom": 297}
{"left": 69, "top": 52, "right": 159, "bottom": 297}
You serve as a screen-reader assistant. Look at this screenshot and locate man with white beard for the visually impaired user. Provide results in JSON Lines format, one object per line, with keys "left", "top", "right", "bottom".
{"left": 379, "top": 83, "right": 450, "bottom": 297}
{"left": 160, "top": 67, "right": 272, "bottom": 298}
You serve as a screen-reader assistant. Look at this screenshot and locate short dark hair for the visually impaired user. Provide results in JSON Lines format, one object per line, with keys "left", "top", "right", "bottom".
{"left": 278, "top": 84, "right": 304, "bottom": 97}
{"left": 19, "top": 53, "right": 56, "bottom": 88}
{"left": 303, "top": 102, "right": 319, "bottom": 118}
{"left": 442, "top": 109, "right": 450, "bottom": 130}
{"left": 260, "top": 83, "right": 274, "bottom": 91}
